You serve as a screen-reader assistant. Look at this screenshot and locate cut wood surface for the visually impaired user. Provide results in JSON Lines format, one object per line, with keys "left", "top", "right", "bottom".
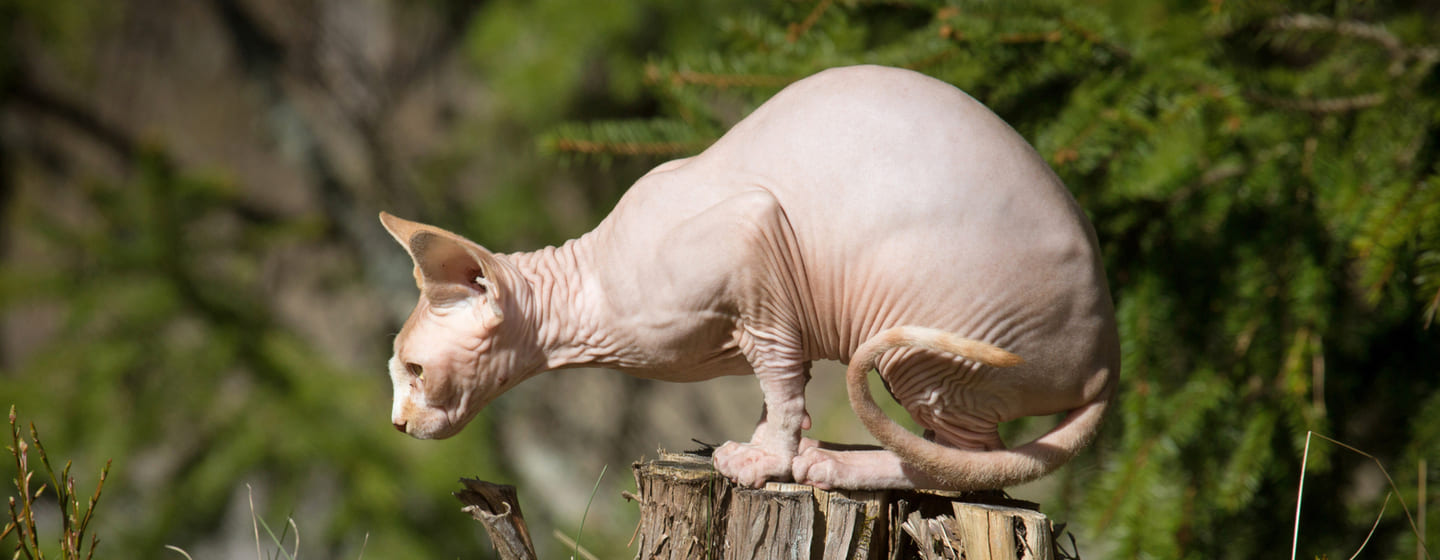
{"left": 629, "top": 451, "right": 1055, "bottom": 560}
{"left": 630, "top": 453, "right": 731, "bottom": 559}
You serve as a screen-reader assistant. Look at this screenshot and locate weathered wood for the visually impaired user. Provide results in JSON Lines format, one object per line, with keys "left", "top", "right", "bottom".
{"left": 903, "top": 509, "right": 962, "bottom": 560}
{"left": 955, "top": 502, "right": 1053, "bottom": 560}
{"left": 901, "top": 501, "right": 1053, "bottom": 560}
{"left": 724, "top": 485, "right": 815, "bottom": 559}
{"left": 631, "top": 453, "right": 730, "bottom": 559}
{"left": 454, "top": 478, "right": 538, "bottom": 560}
{"left": 817, "top": 490, "right": 885, "bottom": 560}
{"left": 630, "top": 452, "right": 1055, "bottom": 560}
{"left": 757, "top": 482, "right": 888, "bottom": 560}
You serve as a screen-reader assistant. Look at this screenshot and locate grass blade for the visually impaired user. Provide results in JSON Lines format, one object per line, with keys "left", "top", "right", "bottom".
{"left": 248, "top": 484, "right": 262, "bottom": 560}
{"left": 254, "top": 514, "right": 296, "bottom": 560}
{"left": 571, "top": 464, "right": 607, "bottom": 560}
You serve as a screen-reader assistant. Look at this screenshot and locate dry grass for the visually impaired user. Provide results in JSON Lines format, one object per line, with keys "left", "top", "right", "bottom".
{"left": 1290, "top": 431, "right": 1432, "bottom": 560}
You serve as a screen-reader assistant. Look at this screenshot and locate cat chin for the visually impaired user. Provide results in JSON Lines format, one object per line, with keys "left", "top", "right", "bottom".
{"left": 400, "top": 395, "right": 486, "bottom": 439}
{"left": 407, "top": 424, "right": 458, "bottom": 440}
{"left": 415, "top": 413, "right": 473, "bottom": 440}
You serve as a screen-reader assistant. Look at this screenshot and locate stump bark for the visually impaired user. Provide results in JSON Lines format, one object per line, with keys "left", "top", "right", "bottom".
{"left": 629, "top": 452, "right": 1054, "bottom": 560}
{"left": 454, "top": 478, "right": 538, "bottom": 560}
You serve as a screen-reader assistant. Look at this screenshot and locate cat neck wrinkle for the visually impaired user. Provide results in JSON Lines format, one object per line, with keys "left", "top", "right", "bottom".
{"left": 508, "top": 234, "right": 623, "bottom": 370}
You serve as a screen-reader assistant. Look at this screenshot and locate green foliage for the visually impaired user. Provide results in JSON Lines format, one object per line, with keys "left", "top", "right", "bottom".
{"left": 465, "top": 0, "right": 646, "bottom": 124}
{"left": 0, "top": 153, "right": 505, "bottom": 556}
{"left": 545, "top": 0, "right": 1440, "bottom": 557}
{"left": 464, "top": 0, "right": 765, "bottom": 127}
{"left": 4, "top": 407, "right": 110, "bottom": 560}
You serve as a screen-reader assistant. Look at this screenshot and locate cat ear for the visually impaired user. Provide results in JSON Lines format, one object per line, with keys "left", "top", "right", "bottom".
{"left": 379, "top": 212, "right": 506, "bottom": 328}
{"left": 380, "top": 212, "right": 427, "bottom": 289}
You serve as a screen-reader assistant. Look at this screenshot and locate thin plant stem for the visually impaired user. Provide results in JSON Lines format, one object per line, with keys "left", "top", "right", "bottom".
{"left": 1291, "top": 431, "right": 1312, "bottom": 560}
{"left": 571, "top": 464, "right": 607, "bottom": 560}
{"left": 1291, "top": 431, "right": 1433, "bottom": 560}
{"left": 1348, "top": 493, "right": 1390, "bottom": 560}
{"left": 553, "top": 530, "right": 600, "bottom": 560}
{"left": 249, "top": 484, "right": 262, "bottom": 560}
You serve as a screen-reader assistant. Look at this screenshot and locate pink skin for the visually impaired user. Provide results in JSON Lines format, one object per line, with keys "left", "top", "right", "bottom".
{"left": 382, "top": 65, "right": 1119, "bottom": 490}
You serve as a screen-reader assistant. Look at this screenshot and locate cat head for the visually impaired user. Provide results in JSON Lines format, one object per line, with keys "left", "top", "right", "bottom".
{"left": 379, "top": 212, "right": 539, "bottom": 439}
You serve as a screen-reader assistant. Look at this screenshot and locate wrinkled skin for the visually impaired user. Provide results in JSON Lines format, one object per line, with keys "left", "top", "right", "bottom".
{"left": 383, "top": 65, "right": 1119, "bottom": 490}
{"left": 383, "top": 222, "right": 542, "bottom": 440}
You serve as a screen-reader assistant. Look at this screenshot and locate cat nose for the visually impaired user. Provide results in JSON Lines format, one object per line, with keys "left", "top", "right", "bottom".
{"left": 392, "top": 420, "right": 407, "bottom": 433}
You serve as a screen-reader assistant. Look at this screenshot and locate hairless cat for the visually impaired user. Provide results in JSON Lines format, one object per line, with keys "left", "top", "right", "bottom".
{"left": 380, "top": 65, "right": 1119, "bottom": 490}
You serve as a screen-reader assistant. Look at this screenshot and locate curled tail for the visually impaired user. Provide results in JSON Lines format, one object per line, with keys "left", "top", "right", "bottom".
{"left": 846, "top": 326, "right": 1113, "bottom": 490}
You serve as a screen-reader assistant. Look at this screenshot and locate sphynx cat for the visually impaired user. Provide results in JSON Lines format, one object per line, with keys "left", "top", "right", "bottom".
{"left": 380, "top": 65, "right": 1120, "bottom": 490}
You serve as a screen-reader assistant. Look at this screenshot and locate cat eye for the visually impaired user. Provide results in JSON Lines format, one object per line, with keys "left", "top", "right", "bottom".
{"left": 406, "top": 363, "right": 424, "bottom": 379}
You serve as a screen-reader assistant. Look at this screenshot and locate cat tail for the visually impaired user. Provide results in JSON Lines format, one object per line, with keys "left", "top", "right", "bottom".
{"left": 845, "top": 326, "right": 1114, "bottom": 490}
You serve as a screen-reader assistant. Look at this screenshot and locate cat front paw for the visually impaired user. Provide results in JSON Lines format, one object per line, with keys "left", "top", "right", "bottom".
{"left": 714, "top": 440, "right": 794, "bottom": 487}
{"left": 790, "top": 446, "right": 841, "bottom": 489}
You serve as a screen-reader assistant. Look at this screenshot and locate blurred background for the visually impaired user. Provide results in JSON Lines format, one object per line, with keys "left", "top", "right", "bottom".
{"left": 2, "top": 0, "right": 1438, "bottom": 558}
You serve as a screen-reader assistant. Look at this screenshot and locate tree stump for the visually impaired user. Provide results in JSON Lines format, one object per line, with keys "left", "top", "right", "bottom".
{"left": 454, "top": 478, "right": 538, "bottom": 560}
{"left": 629, "top": 453, "right": 730, "bottom": 559}
{"left": 629, "top": 452, "right": 1054, "bottom": 560}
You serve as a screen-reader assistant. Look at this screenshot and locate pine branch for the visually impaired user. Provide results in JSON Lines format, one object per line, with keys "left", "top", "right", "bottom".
{"left": 1266, "top": 14, "right": 1404, "bottom": 59}
{"left": 1266, "top": 13, "right": 1439, "bottom": 77}
{"left": 542, "top": 119, "right": 717, "bottom": 159}
{"left": 1059, "top": 18, "right": 1131, "bottom": 61}
{"left": 548, "top": 138, "right": 708, "bottom": 158}
{"left": 934, "top": 5, "right": 1129, "bottom": 60}
{"left": 644, "top": 63, "right": 796, "bottom": 90}
{"left": 786, "top": 0, "right": 833, "bottom": 43}
{"left": 1247, "top": 91, "right": 1387, "bottom": 113}
{"left": 939, "top": 25, "right": 1061, "bottom": 44}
